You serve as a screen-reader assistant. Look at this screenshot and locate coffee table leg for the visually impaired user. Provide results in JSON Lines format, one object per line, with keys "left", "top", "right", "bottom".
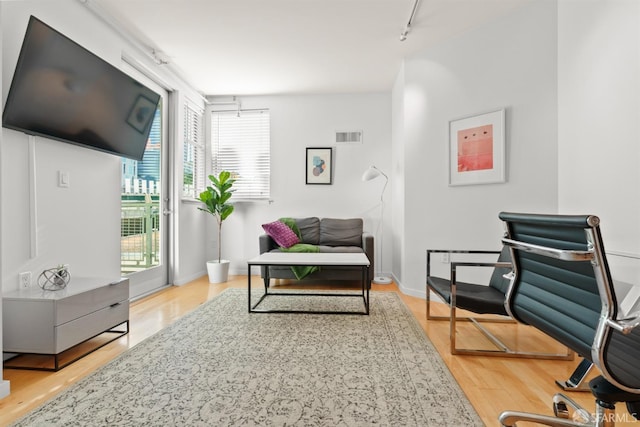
{"left": 247, "top": 264, "right": 252, "bottom": 313}
{"left": 360, "top": 265, "right": 369, "bottom": 315}
{"left": 264, "top": 267, "right": 270, "bottom": 293}
{"left": 364, "top": 265, "right": 370, "bottom": 314}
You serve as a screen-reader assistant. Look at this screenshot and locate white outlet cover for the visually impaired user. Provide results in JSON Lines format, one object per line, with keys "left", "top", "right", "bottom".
{"left": 58, "top": 171, "right": 70, "bottom": 188}
{"left": 19, "top": 271, "right": 32, "bottom": 287}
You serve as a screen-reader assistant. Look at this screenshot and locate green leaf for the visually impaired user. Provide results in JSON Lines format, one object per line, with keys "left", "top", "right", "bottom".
{"left": 220, "top": 205, "right": 234, "bottom": 221}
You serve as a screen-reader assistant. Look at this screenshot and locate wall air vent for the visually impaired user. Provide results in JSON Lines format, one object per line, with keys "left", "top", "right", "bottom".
{"left": 335, "top": 130, "right": 363, "bottom": 144}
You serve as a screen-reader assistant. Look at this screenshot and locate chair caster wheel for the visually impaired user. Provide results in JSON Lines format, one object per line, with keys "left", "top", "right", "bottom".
{"left": 554, "top": 400, "right": 569, "bottom": 419}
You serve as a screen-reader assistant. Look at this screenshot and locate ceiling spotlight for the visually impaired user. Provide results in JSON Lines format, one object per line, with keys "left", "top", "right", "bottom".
{"left": 400, "top": 27, "right": 410, "bottom": 42}
{"left": 151, "top": 49, "right": 170, "bottom": 65}
{"left": 399, "top": 0, "right": 420, "bottom": 42}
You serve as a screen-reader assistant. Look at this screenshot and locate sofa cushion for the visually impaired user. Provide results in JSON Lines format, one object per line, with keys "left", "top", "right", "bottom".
{"left": 295, "top": 217, "right": 320, "bottom": 245}
{"left": 317, "top": 245, "right": 364, "bottom": 253}
{"left": 262, "top": 220, "right": 300, "bottom": 248}
{"left": 319, "top": 218, "right": 363, "bottom": 246}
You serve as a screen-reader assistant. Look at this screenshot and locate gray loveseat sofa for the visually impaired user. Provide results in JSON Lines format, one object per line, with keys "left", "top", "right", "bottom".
{"left": 259, "top": 217, "right": 374, "bottom": 286}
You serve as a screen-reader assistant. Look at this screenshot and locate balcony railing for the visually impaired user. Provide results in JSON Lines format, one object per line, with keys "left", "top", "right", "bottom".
{"left": 121, "top": 195, "right": 160, "bottom": 274}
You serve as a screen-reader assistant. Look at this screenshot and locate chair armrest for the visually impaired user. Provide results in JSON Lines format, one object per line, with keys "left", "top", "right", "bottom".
{"left": 426, "top": 249, "right": 502, "bottom": 277}
{"left": 606, "top": 315, "right": 640, "bottom": 335}
{"left": 426, "top": 261, "right": 512, "bottom": 284}
{"left": 502, "top": 238, "right": 594, "bottom": 262}
{"left": 259, "top": 234, "right": 277, "bottom": 254}
{"left": 451, "top": 261, "right": 511, "bottom": 270}
{"left": 449, "top": 260, "right": 512, "bottom": 283}
{"left": 427, "top": 249, "right": 502, "bottom": 254}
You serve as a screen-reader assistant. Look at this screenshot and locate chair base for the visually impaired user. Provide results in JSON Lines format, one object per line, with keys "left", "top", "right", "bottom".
{"left": 556, "top": 358, "right": 593, "bottom": 392}
{"left": 500, "top": 392, "right": 617, "bottom": 427}
{"left": 453, "top": 316, "right": 573, "bottom": 359}
{"left": 427, "top": 297, "right": 574, "bottom": 360}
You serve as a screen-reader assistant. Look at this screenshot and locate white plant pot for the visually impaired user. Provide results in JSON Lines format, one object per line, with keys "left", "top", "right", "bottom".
{"left": 206, "top": 260, "right": 230, "bottom": 284}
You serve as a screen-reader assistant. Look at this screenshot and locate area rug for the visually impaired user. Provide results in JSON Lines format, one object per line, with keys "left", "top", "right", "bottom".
{"left": 12, "top": 289, "right": 483, "bottom": 426}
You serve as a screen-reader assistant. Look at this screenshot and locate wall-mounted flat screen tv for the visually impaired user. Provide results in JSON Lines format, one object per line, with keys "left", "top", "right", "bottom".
{"left": 2, "top": 16, "right": 161, "bottom": 161}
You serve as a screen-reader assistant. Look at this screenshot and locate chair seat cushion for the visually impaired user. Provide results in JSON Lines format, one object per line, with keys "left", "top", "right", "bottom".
{"left": 428, "top": 276, "right": 508, "bottom": 316}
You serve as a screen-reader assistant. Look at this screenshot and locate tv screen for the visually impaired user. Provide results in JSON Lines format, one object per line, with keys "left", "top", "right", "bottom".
{"left": 2, "top": 16, "right": 161, "bottom": 161}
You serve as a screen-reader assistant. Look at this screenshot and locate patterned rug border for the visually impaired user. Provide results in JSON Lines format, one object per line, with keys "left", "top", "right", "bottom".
{"left": 12, "top": 288, "right": 483, "bottom": 426}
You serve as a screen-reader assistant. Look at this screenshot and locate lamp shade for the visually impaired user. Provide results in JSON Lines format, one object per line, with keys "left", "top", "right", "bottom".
{"left": 362, "top": 166, "right": 382, "bottom": 181}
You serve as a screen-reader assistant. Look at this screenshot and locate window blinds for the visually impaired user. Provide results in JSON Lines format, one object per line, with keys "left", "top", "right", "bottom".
{"left": 211, "top": 109, "right": 271, "bottom": 200}
{"left": 183, "top": 103, "right": 205, "bottom": 198}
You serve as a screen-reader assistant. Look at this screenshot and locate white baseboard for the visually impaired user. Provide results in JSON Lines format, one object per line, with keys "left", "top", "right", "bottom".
{"left": 130, "top": 284, "right": 173, "bottom": 302}
{"left": 173, "top": 269, "right": 207, "bottom": 286}
{"left": 231, "top": 266, "right": 254, "bottom": 276}
{"left": 391, "top": 273, "right": 427, "bottom": 300}
{"left": 0, "top": 380, "right": 10, "bottom": 399}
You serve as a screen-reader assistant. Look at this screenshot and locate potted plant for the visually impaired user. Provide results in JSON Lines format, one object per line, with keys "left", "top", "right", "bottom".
{"left": 197, "top": 170, "right": 236, "bottom": 283}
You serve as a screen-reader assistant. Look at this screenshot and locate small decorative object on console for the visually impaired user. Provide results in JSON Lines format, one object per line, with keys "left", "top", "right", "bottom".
{"left": 38, "top": 264, "right": 70, "bottom": 290}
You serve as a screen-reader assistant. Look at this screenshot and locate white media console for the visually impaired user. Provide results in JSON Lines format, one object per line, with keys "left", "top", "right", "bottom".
{"left": 2, "top": 277, "right": 129, "bottom": 371}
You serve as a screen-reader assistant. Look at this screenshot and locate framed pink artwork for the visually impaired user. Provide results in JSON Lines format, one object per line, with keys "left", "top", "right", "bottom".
{"left": 449, "top": 109, "right": 505, "bottom": 186}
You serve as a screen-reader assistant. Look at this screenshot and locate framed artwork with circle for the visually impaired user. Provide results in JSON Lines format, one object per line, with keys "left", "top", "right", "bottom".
{"left": 306, "top": 147, "right": 333, "bottom": 185}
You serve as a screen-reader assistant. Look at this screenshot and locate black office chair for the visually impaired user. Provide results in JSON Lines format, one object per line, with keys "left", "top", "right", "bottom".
{"left": 497, "top": 212, "right": 640, "bottom": 426}
{"left": 427, "top": 247, "right": 573, "bottom": 359}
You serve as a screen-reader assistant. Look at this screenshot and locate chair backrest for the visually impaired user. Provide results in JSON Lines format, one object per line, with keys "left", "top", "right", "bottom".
{"left": 499, "top": 212, "right": 640, "bottom": 393}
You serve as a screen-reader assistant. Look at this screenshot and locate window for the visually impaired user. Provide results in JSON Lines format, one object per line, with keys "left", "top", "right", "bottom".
{"left": 210, "top": 109, "right": 271, "bottom": 200}
{"left": 183, "top": 103, "right": 205, "bottom": 198}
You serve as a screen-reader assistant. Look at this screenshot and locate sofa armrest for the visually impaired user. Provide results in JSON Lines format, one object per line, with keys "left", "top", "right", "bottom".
{"left": 362, "top": 232, "right": 374, "bottom": 281}
{"left": 259, "top": 234, "right": 278, "bottom": 254}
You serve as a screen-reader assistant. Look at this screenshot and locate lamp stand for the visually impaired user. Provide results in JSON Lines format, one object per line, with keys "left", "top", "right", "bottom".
{"left": 362, "top": 165, "right": 392, "bottom": 285}
{"left": 373, "top": 198, "right": 392, "bottom": 285}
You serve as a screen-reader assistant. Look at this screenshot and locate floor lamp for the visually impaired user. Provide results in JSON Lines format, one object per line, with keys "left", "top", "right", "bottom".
{"left": 362, "top": 166, "right": 392, "bottom": 285}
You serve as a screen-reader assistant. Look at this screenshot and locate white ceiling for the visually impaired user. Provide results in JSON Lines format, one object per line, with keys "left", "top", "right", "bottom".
{"left": 91, "top": 0, "right": 528, "bottom": 96}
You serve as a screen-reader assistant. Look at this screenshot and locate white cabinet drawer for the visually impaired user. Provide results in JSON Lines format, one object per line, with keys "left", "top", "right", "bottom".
{"left": 55, "top": 301, "right": 129, "bottom": 353}
{"left": 55, "top": 279, "right": 128, "bottom": 325}
{"left": 3, "top": 300, "right": 56, "bottom": 353}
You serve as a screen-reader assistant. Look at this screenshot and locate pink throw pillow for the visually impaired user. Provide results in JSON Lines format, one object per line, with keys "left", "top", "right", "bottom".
{"left": 262, "top": 221, "right": 300, "bottom": 248}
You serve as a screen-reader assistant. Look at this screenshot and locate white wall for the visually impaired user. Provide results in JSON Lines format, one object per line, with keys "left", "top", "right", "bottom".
{"left": 205, "top": 94, "right": 392, "bottom": 277}
{"left": 175, "top": 199, "right": 209, "bottom": 285}
{"left": 2, "top": 2, "right": 120, "bottom": 290}
{"left": 1, "top": 2, "right": 205, "bottom": 297}
{"left": 0, "top": 0, "right": 10, "bottom": 401}
{"left": 558, "top": 0, "right": 640, "bottom": 284}
{"left": 393, "top": 0, "right": 559, "bottom": 297}
{"left": 391, "top": 64, "right": 405, "bottom": 287}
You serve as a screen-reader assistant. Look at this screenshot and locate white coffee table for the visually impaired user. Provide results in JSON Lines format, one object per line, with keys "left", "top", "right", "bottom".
{"left": 247, "top": 252, "right": 371, "bottom": 315}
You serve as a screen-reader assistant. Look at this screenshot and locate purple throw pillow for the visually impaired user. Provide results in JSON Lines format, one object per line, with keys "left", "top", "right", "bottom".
{"left": 262, "top": 221, "right": 300, "bottom": 248}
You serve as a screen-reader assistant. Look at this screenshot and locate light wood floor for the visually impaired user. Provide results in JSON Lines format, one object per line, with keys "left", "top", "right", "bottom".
{"left": 0, "top": 276, "right": 635, "bottom": 426}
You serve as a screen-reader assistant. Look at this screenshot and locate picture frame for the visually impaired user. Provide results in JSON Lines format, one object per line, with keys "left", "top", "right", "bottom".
{"left": 127, "top": 95, "right": 157, "bottom": 134}
{"left": 449, "top": 108, "right": 506, "bottom": 186}
{"left": 306, "top": 147, "right": 333, "bottom": 185}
